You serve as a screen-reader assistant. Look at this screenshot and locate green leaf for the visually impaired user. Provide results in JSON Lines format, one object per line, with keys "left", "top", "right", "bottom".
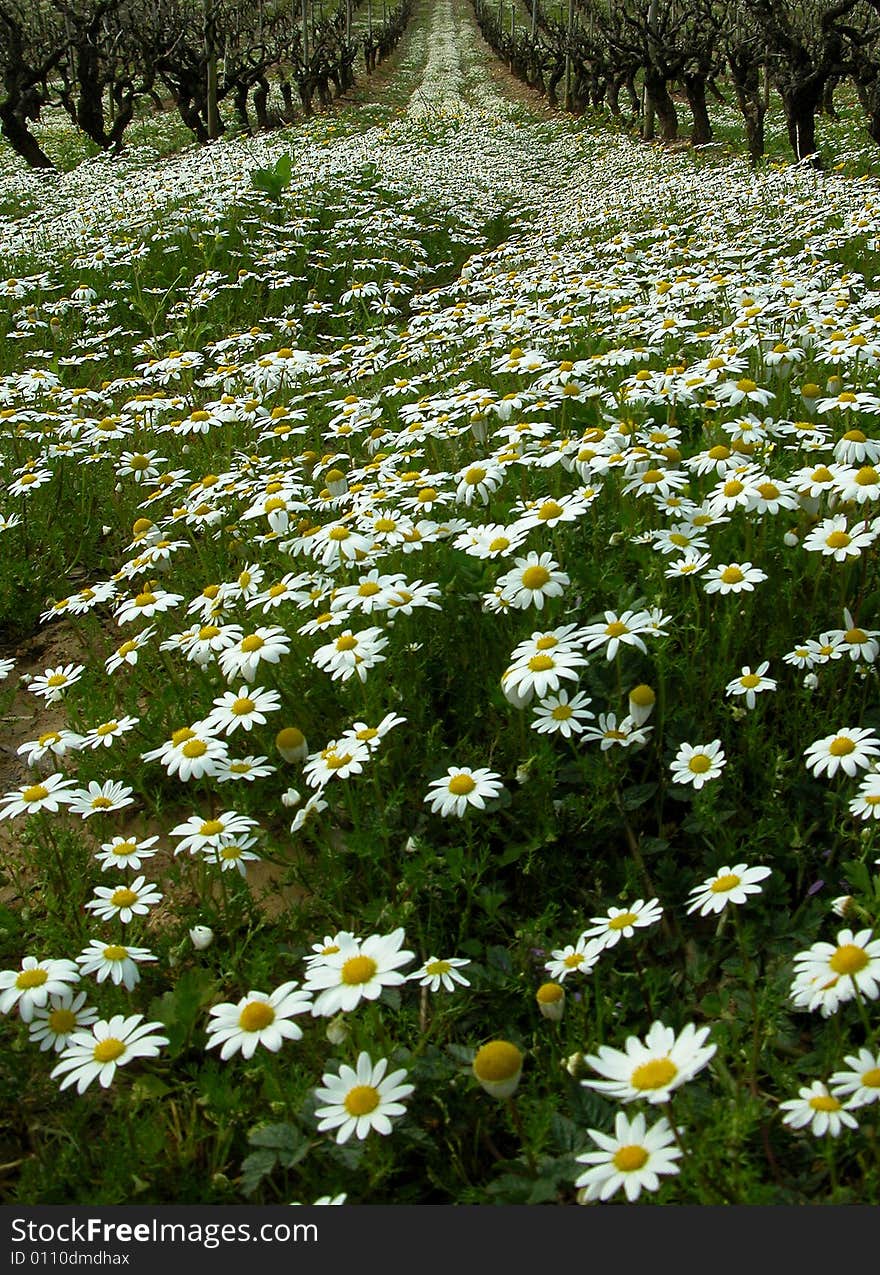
{"left": 248, "top": 1123, "right": 309, "bottom": 1168}
{"left": 148, "top": 969, "right": 218, "bottom": 1055}
{"left": 240, "top": 1148, "right": 279, "bottom": 1197}
{"left": 622, "top": 782, "right": 658, "bottom": 810}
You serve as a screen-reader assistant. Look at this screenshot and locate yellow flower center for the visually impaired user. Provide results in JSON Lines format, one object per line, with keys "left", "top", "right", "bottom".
{"left": 358, "top": 581, "right": 381, "bottom": 597}
{"left": 521, "top": 565, "right": 551, "bottom": 590}
{"left": 135, "top": 591, "right": 156, "bottom": 608}
{"left": 111, "top": 888, "right": 138, "bottom": 908}
{"left": 465, "top": 467, "right": 487, "bottom": 484}
{"left": 855, "top": 467, "right": 878, "bottom": 486}
{"left": 231, "top": 697, "right": 255, "bottom": 717}
{"left": 199, "top": 820, "right": 225, "bottom": 837}
{"left": 845, "top": 628, "right": 868, "bottom": 644}
{"left": 829, "top": 737, "right": 855, "bottom": 756}
{"left": 374, "top": 518, "right": 396, "bottom": 532}
{"left": 344, "top": 1084, "right": 380, "bottom": 1116}
{"left": 538, "top": 500, "right": 564, "bottom": 520}
{"left": 341, "top": 955, "right": 378, "bottom": 985}
{"left": 426, "top": 959, "right": 452, "bottom": 976}
{"left": 808, "top": 1094, "right": 841, "bottom": 1112}
{"left": 22, "top": 784, "right": 49, "bottom": 804}
{"left": 551, "top": 704, "right": 573, "bottom": 721}
{"left": 720, "top": 566, "right": 744, "bottom": 584}
{"left": 613, "top": 1145, "right": 650, "bottom": 1172}
{"left": 631, "top": 1058, "right": 678, "bottom": 1090}
{"left": 829, "top": 944, "right": 869, "bottom": 975}
{"left": 629, "top": 684, "right": 655, "bottom": 706}
{"left": 418, "top": 487, "right": 438, "bottom": 503}
{"left": 93, "top": 1038, "right": 126, "bottom": 1063}
{"left": 336, "top": 635, "right": 358, "bottom": 651}
{"left": 488, "top": 536, "right": 510, "bottom": 552}
{"left": 238, "top": 1001, "right": 275, "bottom": 1032}
{"left": 448, "top": 774, "right": 477, "bottom": 796}
{"left": 826, "top": 531, "right": 851, "bottom": 549}
{"left": 736, "top": 379, "right": 757, "bottom": 393}
{"left": 172, "top": 727, "right": 196, "bottom": 747}
{"left": 536, "top": 982, "right": 564, "bottom": 1003}
{"left": 608, "top": 911, "right": 638, "bottom": 930}
{"left": 861, "top": 1067, "right": 880, "bottom": 1088}
{"left": 16, "top": 968, "right": 48, "bottom": 989}
{"left": 103, "top": 946, "right": 128, "bottom": 961}
{"left": 91, "top": 797, "right": 113, "bottom": 809}
{"left": 640, "top": 469, "right": 663, "bottom": 485}
{"left": 843, "top": 429, "right": 867, "bottom": 442}
{"left": 688, "top": 754, "right": 712, "bottom": 773}
{"left": 46, "top": 674, "right": 68, "bottom": 688}
{"left": 723, "top": 480, "right": 744, "bottom": 497}
{"left": 563, "top": 952, "right": 585, "bottom": 968}
{"left": 710, "top": 873, "right": 741, "bottom": 894}
{"left": 112, "top": 842, "right": 136, "bottom": 858}
{"left": 276, "top": 728, "right": 304, "bottom": 751}
{"left": 473, "top": 1040, "right": 522, "bottom": 1081}
{"left": 740, "top": 674, "right": 761, "bottom": 689}
{"left": 182, "top": 739, "right": 207, "bottom": 758}
{"left": 757, "top": 482, "right": 779, "bottom": 499}
{"left": 605, "top": 621, "right": 628, "bottom": 637}
{"left": 240, "top": 635, "right": 265, "bottom": 653}
{"left": 47, "top": 1008, "right": 76, "bottom": 1034}
{"left": 528, "top": 654, "right": 556, "bottom": 672}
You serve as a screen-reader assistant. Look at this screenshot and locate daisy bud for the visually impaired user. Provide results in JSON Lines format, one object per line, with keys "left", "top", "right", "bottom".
{"left": 608, "top": 532, "right": 625, "bottom": 546}
{"left": 280, "top": 787, "right": 302, "bottom": 809}
{"left": 565, "top": 1051, "right": 586, "bottom": 1078}
{"left": 189, "top": 925, "right": 214, "bottom": 951}
{"left": 803, "top": 672, "right": 819, "bottom": 691}
{"left": 831, "top": 895, "right": 855, "bottom": 919}
{"left": 325, "top": 1015, "right": 349, "bottom": 1046}
{"left": 783, "top": 529, "right": 799, "bottom": 547}
{"left": 535, "top": 982, "right": 565, "bottom": 1021}
{"left": 826, "top": 375, "right": 843, "bottom": 397}
{"left": 276, "top": 726, "right": 308, "bottom": 763}
{"left": 473, "top": 1040, "right": 523, "bottom": 1099}
{"left": 628, "top": 683, "right": 656, "bottom": 727}
{"left": 501, "top": 667, "right": 531, "bottom": 709}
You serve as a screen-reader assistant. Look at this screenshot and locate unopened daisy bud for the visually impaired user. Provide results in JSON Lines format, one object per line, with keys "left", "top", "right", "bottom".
{"left": 628, "top": 683, "right": 656, "bottom": 727}
{"left": 803, "top": 672, "right": 819, "bottom": 691}
{"left": 831, "top": 895, "right": 855, "bottom": 919}
{"left": 276, "top": 726, "right": 308, "bottom": 763}
{"left": 826, "top": 375, "right": 843, "bottom": 397}
{"left": 325, "top": 1015, "right": 349, "bottom": 1046}
{"left": 473, "top": 1040, "right": 523, "bottom": 1099}
{"left": 501, "top": 667, "right": 530, "bottom": 710}
{"left": 189, "top": 925, "right": 214, "bottom": 950}
{"left": 535, "top": 982, "right": 565, "bottom": 1021}
{"left": 280, "top": 787, "right": 302, "bottom": 809}
{"left": 564, "top": 1051, "right": 586, "bottom": 1078}
{"left": 608, "top": 532, "right": 625, "bottom": 547}
{"left": 783, "top": 529, "right": 799, "bottom": 547}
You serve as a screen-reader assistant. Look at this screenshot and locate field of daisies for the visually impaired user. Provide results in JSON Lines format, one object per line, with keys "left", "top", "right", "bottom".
{"left": 1, "top": 0, "right": 880, "bottom": 1207}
